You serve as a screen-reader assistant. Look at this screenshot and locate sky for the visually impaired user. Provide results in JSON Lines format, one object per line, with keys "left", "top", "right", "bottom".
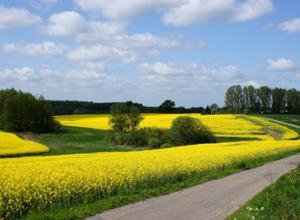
{"left": 0, "top": 0, "right": 299, "bottom": 107}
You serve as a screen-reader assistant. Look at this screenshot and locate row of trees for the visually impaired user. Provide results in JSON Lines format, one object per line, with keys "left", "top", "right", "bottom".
{"left": 49, "top": 99, "right": 209, "bottom": 115}
{"left": 48, "top": 100, "right": 149, "bottom": 115}
{"left": 0, "top": 89, "right": 59, "bottom": 133}
{"left": 225, "top": 85, "right": 300, "bottom": 114}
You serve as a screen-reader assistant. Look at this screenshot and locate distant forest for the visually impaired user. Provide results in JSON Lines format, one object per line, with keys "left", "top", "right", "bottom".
{"left": 48, "top": 100, "right": 209, "bottom": 115}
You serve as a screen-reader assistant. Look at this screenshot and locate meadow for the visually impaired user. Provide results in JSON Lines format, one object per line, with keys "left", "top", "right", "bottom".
{"left": 1, "top": 114, "right": 300, "bottom": 219}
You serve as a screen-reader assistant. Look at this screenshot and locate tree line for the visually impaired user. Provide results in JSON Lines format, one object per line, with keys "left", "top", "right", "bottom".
{"left": 0, "top": 88, "right": 59, "bottom": 133}
{"left": 48, "top": 99, "right": 210, "bottom": 115}
{"left": 225, "top": 85, "right": 300, "bottom": 114}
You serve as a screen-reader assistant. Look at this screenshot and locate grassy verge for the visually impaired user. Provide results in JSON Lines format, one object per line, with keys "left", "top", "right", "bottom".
{"left": 24, "top": 149, "right": 300, "bottom": 220}
{"left": 262, "top": 114, "right": 300, "bottom": 127}
{"left": 29, "top": 126, "right": 130, "bottom": 155}
{"left": 259, "top": 115, "right": 300, "bottom": 137}
{"left": 229, "top": 164, "right": 300, "bottom": 220}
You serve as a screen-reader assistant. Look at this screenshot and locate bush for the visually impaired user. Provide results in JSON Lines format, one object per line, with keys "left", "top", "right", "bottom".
{"left": 109, "top": 127, "right": 169, "bottom": 148}
{"left": 148, "top": 137, "right": 162, "bottom": 149}
{"left": 109, "top": 117, "right": 215, "bottom": 148}
{"left": 169, "top": 116, "right": 215, "bottom": 146}
{"left": 0, "top": 88, "right": 60, "bottom": 133}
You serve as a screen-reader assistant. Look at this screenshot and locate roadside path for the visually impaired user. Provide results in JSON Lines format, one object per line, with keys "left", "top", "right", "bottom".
{"left": 265, "top": 117, "right": 300, "bottom": 129}
{"left": 87, "top": 153, "right": 300, "bottom": 220}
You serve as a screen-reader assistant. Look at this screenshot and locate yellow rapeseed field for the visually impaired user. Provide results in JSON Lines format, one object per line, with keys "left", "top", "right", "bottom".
{"left": 55, "top": 114, "right": 298, "bottom": 140}
{"left": 0, "top": 132, "right": 49, "bottom": 156}
{"left": 55, "top": 114, "right": 262, "bottom": 137}
{"left": 1, "top": 139, "right": 300, "bottom": 218}
{"left": 1, "top": 114, "right": 299, "bottom": 218}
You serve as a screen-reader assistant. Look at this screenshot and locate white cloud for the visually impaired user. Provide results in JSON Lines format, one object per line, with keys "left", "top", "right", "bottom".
{"left": 66, "top": 44, "right": 136, "bottom": 63}
{"left": 44, "top": 11, "right": 85, "bottom": 36}
{"left": 0, "top": 65, "right": 134, "bottom": 102}
{"left": 0, "top": 5, "right": 41, "bottom": 30}
{"left": 2, "top": 42, "right": 67, "bottom": 57}
{"left": 216, "top": 65, "right": 241, "bottom": 78}
{"left": 0, "top": 65, "right": 115, "bottom": 89}
{"left": 279, "top": 18, "right": 300, "bottom": 34}
{"left": 267, "top": 58, "right": 297, "bottom": 71}
{"left": 112, "top": 33, "right": 205, "bottom": 49}
{"left": 141, "top": 62, "right": 197, "bottom": 76}
{"left": 138, "top": 62, "right": 248, "bottom": 105}
{"left": 44, "top": 11, "right": 126, "bottom": 40}
{"left": 76, "top": 31, "right": 205, "bottom": 57}
{"left": 74, "top": 0, "right": 181, "bottom": 20}
{"left": 0, "top": 67, "right": 37, "bottom": 81}
{"left": 163, "top": 0, "right": 235, "bottom": 26}
{"left": 231, "top": 0, "right": 273, "bottom": 22}
{"left": 242, "top": 80, "right": 260, "bottom": 88}
{"left": 75, "top": 21, "right": 126, "bottom": 43}
{"left": 163, "top": 0, "right": 273, "bottom": 26}
{"left": 140, "top": 62, "right": 244, "bottom": 88}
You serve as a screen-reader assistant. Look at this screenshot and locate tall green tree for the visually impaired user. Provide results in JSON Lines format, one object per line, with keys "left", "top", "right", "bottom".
{"left": 225, "top": 85, "right": 244, "bottom": 113}
{"left": 109, "top": 103, "right": 143, "bottom": 132}
{"left": 257, "top": 86, "right": 272, "bottom": 113}
{"left": 272, "top": 88, "right": 287, "bottom": 113}
{"left": 158, "top": 100, "right": 175, "bottom": 113}
{"left": 287, "top": 89, "right": 300, "bottom": 114}
{"left": 128, "top": 105, "right": 143, "bottom": 131}
{"left": 109, "top": 103, "right": 130, "bottom": 132}
{"left": 243, "top": 85, "right": 260, "bottom": 113}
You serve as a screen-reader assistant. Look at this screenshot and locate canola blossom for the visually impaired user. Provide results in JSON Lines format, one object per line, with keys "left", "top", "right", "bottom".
{"left": 1, "top": 114, "right": 299, "bottom": 218}
{"left": 55, "top": 114, "right": 297, "bottom": 140}
{"left": 0, "top": 132, "right": 49, "bottom": 156}
{"left": 1, "top": 139, "right": 300, "bottom": 218}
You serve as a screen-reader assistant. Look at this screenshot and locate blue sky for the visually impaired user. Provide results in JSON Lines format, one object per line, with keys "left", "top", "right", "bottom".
{"left": 0, "top": 0, "right": 299, "bottom": 107}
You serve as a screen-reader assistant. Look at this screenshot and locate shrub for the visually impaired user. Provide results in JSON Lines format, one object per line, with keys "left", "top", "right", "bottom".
{"left": 109, "top": 117, "right": 215, "bottom": 148}
{"left": 169, "top": 116, "right": 215, "bottom": 146}
{"left": 109, "top": 127, "right": 169, "bottom": 148}
{"left": 148, "top": 137, "right": 162, "bottom": 149}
